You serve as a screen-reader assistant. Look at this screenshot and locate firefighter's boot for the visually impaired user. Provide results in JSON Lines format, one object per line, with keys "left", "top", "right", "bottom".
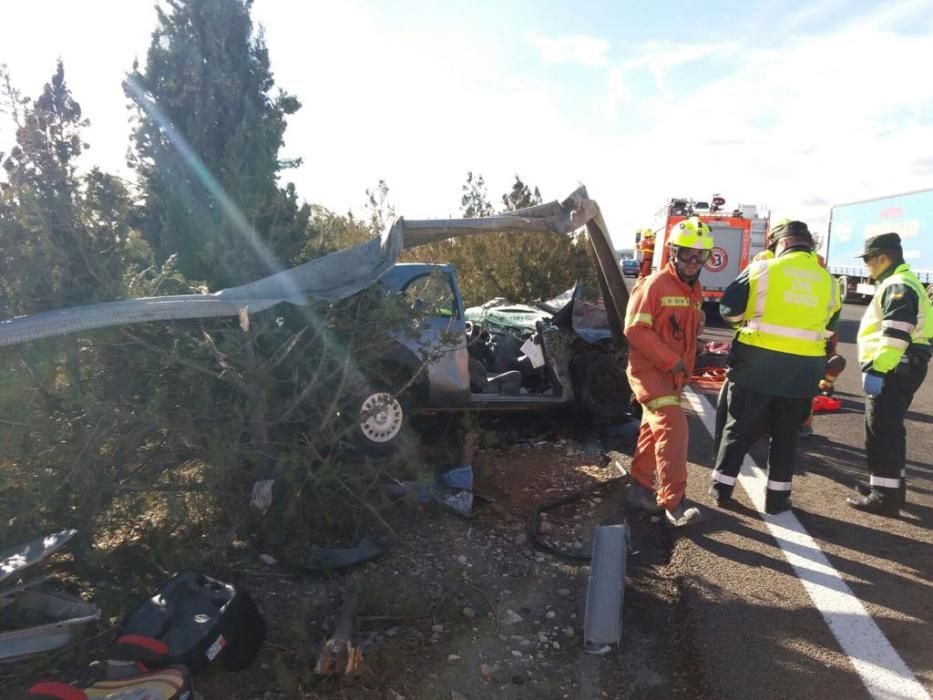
{"left": 626, "top": 482, "right": 661, "bottom": 514}
{"left": 665, "top": 500, "right": 703, "bottom": 527}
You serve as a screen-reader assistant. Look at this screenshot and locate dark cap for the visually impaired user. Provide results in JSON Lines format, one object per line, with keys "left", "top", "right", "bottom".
{"left": 770, "top": 219, "right": 812, "bottom": 243}
{"left": 856, "top": 232, "right": 902, "bottom": 259}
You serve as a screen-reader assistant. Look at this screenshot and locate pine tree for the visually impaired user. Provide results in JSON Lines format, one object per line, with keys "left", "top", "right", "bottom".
{"left": 461, "top": 171, "right": 494, "bottom": 218}
{"left": 1, "top": 62, "right": 125, "bottom": 315}
{"left": 126, "top": 0, "right": 309, "bottom": 289}
{"left": 501, "top": 174, "right": 542, "bottom": 212}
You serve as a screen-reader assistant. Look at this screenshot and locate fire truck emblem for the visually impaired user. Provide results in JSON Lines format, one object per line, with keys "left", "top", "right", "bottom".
{"left": 705, "top": 247, "right": 728, "bottom": 273}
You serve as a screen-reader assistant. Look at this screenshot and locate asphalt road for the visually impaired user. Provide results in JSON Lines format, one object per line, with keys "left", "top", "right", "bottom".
{"left": 673, "top": 302, "right": 932, "bottom": 699}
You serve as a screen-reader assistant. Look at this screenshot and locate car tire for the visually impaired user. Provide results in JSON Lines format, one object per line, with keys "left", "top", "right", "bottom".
{"left": 355, "top": 385, "right": 410, "bottom": 454}
{"left": 577, "top": 353, "right": 631, "bottom": 419}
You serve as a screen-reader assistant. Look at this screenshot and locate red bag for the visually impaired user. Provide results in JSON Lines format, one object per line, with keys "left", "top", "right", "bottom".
{"left": 812, "top": 395, "right": 842, "bottom": 413}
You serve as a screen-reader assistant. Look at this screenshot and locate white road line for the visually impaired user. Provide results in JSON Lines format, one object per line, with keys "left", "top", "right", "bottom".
{"left": 684, "top": 386, "right": 931, "bottom": 700}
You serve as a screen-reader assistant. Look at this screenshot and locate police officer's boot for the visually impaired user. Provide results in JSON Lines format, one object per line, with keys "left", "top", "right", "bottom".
{"left": 708, "top": 479, "right": 734, "bottom": 507}
{"left": 764, "top": 491, "right": 792, "bottom": 515}
{"left": 855, "top": 470, "right": 907, "bottom": 504}
{"left": 846, "top": 489, "right": 902, "bottom": 517}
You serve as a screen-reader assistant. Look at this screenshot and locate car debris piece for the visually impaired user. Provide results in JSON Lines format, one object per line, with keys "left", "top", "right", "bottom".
{"left": 383, "top": 436, "right": 477, "bottom": 518}
{"left": 315, "top": 575, "right": 363, "bottom": 676}
{"left": 298, "top": 538, "right": 385, "bottom": 571}
{"left": 604, "top": 451, "right": 630, "bottom": 480}
{"left": 0, "top": 529, "right": 77, "bottom": 586}
{"left": 0, "top": 529, "right": 101, "bottom": 663}
{"left": 583, "top": 524, "right": 628, "bottom": 655}
{"left": 249, "top": 478, "right": 276, "bottom": 514}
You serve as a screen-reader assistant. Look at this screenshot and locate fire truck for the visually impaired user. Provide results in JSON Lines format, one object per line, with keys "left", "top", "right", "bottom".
{"left": 649, "top": 195, "right": 770, "bottom": 303}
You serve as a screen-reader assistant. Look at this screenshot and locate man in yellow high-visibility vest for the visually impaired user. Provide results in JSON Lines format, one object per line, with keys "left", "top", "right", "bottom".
{"left": 710, "top": 220, "right": 840, "bottom": 515}
{"left": 848, "top": 232, "right": 932, "bottom": 516}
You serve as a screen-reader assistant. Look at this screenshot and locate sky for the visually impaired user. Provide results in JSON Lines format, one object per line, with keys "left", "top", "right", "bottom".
{"left": 3, "top": 0, "right": 933, "bottom": 247}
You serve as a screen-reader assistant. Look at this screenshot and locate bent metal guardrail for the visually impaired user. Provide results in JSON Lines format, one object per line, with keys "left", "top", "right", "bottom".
{"left": 0, "top": 186, "right": 629, "bottom": 351}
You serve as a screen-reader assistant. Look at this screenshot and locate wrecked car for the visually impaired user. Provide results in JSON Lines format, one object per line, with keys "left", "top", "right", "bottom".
{"left": 0, "top": 186, "right": 633, "bottom": 453}
{"left": 358, "top": 269, "right": 630, "bottom": 450}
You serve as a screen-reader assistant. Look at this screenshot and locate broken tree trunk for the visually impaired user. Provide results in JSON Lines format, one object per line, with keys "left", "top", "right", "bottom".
{"left": 314, "top": 574, "right": 363, "bottom": 676}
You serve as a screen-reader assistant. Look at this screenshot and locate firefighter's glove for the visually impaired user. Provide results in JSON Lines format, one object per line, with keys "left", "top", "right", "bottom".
{"left": 670, "top": 359, "right": 688, "bottom": 377}
{"left": 861, "top": 372, "right": 884, "bottom": 398}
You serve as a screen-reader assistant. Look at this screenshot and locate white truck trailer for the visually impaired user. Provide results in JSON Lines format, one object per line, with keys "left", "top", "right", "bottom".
{"left": 826, "top": 189, "right": 933, "bottom": 303}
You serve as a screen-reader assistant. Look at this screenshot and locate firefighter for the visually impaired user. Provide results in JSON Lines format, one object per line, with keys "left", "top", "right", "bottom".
{"left": 637, "top": 229, "right": 656, "bottom": 278}
{"left": 624, "top": 216, "right": 712, "bottom": 527}
{"left": 847, "top": 233, "right": 933, "bottom": 516}
{"left": 710, "top": 220, "right": 840, "bottom": 515}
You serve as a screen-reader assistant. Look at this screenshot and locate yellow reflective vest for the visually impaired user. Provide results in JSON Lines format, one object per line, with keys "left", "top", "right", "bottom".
{"left": 733, "top": 251, "right": 840, "bottom": 357}
{"left": 857, "top": 264, "right": 933, "bottom": 372}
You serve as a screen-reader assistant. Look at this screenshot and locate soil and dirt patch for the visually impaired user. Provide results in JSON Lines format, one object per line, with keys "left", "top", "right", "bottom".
{"left": 0, "top": 416, "right": 705, "bottom": 699}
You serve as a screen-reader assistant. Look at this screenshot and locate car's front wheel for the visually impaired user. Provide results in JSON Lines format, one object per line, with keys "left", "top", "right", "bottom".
{"left": 576, "top": 352, "right": 631, "bottom": 419}
{"left": 356, "top": 387, "right": 408, "bottom": 453}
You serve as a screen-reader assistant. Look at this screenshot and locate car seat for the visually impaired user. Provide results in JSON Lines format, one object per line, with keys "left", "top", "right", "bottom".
{"left": 469, "top": 359, "right": 522, "bottom": 394}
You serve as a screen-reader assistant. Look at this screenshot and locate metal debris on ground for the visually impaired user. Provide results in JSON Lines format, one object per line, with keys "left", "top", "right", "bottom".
{"left": 583, "top": 524, "right": 628, "bottom": 655}
{"left": 0, "top": 529, "right": 100, "bottom": 662}
{"left": 298, "top": 538, "right": 385, "bottom": 572}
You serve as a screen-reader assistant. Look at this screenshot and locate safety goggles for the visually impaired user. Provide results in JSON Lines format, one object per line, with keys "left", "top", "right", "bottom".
{"left": 675, "top": 248, "right": 711, "bottom": 264}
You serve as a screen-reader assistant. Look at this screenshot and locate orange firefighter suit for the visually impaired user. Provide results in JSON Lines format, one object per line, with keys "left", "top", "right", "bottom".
{"left": 638, "top": 237, "right": 656, "bottom": 278}
{"left": 625, "top": 262, "right": 704, "bottom": 509}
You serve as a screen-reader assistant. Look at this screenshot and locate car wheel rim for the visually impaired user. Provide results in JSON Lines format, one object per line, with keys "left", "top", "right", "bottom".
{"left": 359, "top": 392, "right": 404, "bottom": 443}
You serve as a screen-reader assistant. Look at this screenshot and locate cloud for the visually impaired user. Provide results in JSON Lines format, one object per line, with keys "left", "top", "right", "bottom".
{"left": 525, "top": 33, "right": 610, "bottom": 68}
{"left": 598, "top": 39, "right": 739, "bottom": 122}
{"left": 6, "top": 0, "right": 933, "bottom": 251}
{"left": 594, "top": 0, "right": 933, "bottom": 240}
{"left": 600, "top": 67, "right": 632, "bottom": 118}
{"left": 911, "top": 157, "right": 933, "bottom": 175}
{"left": 620, "top": 40, "right": 741, "bottom": 91}
{"left": 703, "top": 139, "right": 746, "bottom": 147}
{"left": 260, "top": 2, "right": 584, "bottom": 222}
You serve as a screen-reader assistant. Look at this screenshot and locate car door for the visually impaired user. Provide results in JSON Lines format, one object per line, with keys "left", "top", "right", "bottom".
{"left": 393, "top": 266, "right": 471, "bottom": 406}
